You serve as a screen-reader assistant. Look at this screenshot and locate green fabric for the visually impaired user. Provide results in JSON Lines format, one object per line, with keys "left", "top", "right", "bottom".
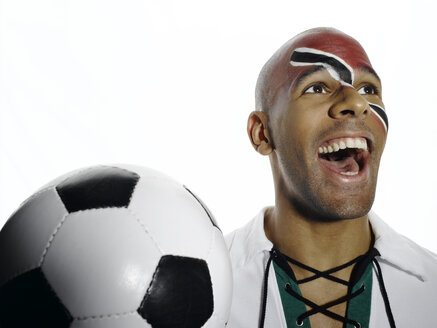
{"left": 274, "top": 261, "right": 311, "bottom": 327}
{"left": 273, "top": 261, "right": 373, "bottom": 328}
{"left": 345, "top": 263, "right": 373, "bottom": 328}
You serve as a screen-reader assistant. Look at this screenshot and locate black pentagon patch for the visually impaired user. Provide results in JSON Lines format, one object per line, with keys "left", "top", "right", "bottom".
{"left": 138, "top": 255, "right": 213, "bottom": 328}
{"left": 56, "top": 166, "right": 140, "bottom": 213}
{"left": 0, "top": 268, "right": 73, "bottom": 328}
{"left": 184, "top": 186, "right": 220, "bottom": 231}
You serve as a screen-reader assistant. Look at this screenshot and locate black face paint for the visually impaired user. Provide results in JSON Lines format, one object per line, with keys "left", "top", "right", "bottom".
{"left": 290, "top": 47, "right": 388, "bottom": 132}
{"left": 290, "top": 49, "right": 353, "bottom": 85}
{"left": 369, "top": 103, "right": 389, "bottom": 132}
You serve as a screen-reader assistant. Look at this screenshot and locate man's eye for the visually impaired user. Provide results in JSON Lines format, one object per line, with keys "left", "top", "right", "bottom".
{"left": 304, "top": 84, "right": 327, "bottom": 94}
{"left": 358, "top": 85, "right": 377, "bottom": 95}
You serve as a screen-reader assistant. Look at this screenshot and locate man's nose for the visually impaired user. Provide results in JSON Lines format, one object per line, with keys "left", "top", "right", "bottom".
{"left": 328, "top": 86, "right": 369, "bottom": 120}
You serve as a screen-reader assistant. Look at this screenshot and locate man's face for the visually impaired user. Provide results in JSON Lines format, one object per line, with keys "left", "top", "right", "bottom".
{"left": 268, "top": 30, "right": 387, "bottom": 221}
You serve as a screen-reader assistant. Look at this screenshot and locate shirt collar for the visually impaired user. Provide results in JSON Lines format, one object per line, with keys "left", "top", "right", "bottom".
{"left": 246, "top": 208, "right": 428, "bottom": 282}
{"left": 242, "top": 207, "right": 272, "bottom": 262}
{"left": 369, "top": 211, "right": 428, "bottom": 282}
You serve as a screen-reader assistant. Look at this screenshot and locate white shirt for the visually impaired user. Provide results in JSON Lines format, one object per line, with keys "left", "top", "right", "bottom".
{"left": 225, "top": 209, "right": 437, "bottom": 328}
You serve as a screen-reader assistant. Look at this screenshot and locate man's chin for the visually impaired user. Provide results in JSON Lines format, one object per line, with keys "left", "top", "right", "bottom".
{"left": 324, "top": 204, "right": 371, "bottom": 221}
{"left": 296, "top": 189, "right": 375, "bottom": 222}
{"left": 283, "top": 163, "right": 377, "bottom": 222}
{"left": 315, "top": 194, "right": 375, "bottom": 221}
{"left": 309, "top": 173, "right": 377, "bottom": 221}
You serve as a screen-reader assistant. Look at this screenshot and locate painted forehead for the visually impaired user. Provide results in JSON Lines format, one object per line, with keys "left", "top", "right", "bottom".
{"left": 289, "top": 31, "right": 373, "bottom": 86}
{"left": 287, "top": 31, "right": 388, "bottom": 132}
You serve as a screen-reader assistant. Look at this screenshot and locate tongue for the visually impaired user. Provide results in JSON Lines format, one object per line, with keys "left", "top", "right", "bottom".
{"left": 322, "top": 155, "right": 359, "bottom": 173}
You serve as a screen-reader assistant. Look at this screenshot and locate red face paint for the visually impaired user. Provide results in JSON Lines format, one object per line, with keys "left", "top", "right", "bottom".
{"left": 287, "top": 29, "right": 374, "bottom": 91}
{"left": 283, "top": 29, "right": 388, "bottom": 132}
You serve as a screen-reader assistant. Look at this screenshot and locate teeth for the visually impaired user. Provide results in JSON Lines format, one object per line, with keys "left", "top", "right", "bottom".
{"left": 358, "top": 140, "right": 367, "bottom": 150}
{"left": 339, "top": 141, "right": 346, "bottom": 149}
{"left": 318, "top": 137, "right": 368, "bottom": 154}
{"left": 340, "top": 171, "right": 359, "bottom": 176}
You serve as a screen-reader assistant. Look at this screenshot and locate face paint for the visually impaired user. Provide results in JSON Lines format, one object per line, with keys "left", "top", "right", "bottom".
{"left": 368, "top": 103, "right": 389, "bottom": 131}
{"left": 287, "top": 31, "right": 389, "bottom": 133}
{"left": 290, "top": 47, "right": 354, "bottom": 87}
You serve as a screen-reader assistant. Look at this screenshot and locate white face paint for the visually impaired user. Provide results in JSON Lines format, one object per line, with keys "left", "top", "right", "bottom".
{"left": 368, "top": 103, "right": 388, "bottom": 132}
{"left": 290, "top": 47, "right": 355, "bottom": 87}
{"left": 290, "top": 47, "right": 388, "bottom": 132}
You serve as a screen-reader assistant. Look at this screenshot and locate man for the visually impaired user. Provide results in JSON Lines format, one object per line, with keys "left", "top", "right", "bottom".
{"left": 226, "top": 28, "right": 437, "bottom": 328}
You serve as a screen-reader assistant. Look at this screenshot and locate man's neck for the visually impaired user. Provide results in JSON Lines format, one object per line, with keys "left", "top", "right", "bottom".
{"left": 264, "top": 203, "right": 372, "bottom": 271}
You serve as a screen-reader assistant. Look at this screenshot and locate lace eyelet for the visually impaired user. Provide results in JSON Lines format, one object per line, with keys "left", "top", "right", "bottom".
{"left": 361, "top": 283, "right": 366, "bottom": 290}
{"left": 296, "top": 319, "right": 304, "bottom": 326}
{"left": 355, "top": 322, "right": 361, "bottom": 328}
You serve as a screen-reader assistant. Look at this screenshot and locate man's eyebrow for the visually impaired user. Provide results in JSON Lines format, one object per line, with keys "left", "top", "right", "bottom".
{"left": 294, "top": 66, "right": 326, "bottom": 87}
{"left": 358, "top": 66, "right": 380, "bottom": 82}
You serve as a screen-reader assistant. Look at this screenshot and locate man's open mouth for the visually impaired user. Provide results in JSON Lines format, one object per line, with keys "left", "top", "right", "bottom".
{"left": 317, "top": 137, "right": 369, "bottom": 177}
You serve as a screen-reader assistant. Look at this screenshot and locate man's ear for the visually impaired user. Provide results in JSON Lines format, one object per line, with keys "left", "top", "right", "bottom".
{"left": 247, "top": 111, "right": 273, "bottom": 155}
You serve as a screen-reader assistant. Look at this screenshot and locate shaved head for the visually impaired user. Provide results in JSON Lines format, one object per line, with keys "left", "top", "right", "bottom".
{"left": 255, "top": 27, "right": 374, "bottom": 115}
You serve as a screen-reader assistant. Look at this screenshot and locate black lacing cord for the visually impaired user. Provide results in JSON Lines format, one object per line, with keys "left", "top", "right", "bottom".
{"left": 281, "top": 249, "right": 365, "bottom": 328}
{"left": 258, "top": 249, "right": 363, "bottom": 328}
{"left": 372, "top": 257, "right": 396, "bottom": 328}
{"left": 259, "top": 247, "right": 397, "bottom": 328}
{"left": 259, "top": 249, "right": 275, "bottom": 328}
{"left": 285, "top": 283, "right": 364, "bottom": 327}
{"left": 283, "top": 252, "right": 365, "bottom": 286}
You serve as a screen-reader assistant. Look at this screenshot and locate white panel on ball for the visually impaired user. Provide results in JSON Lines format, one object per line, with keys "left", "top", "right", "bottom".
{"left": 204, "top": 228, "right": 233, "bottom": 326}
{"left": 41, "top": 208, "right": 162, "bottom": 318}
{"left": 129, "top": 177, "right": 213, "bottom": 259}
{"left": 70, "top": 312, "right": 150, "bottom": 328}
{"left": 0, "top": 188, "right": 68, "bottom": 286}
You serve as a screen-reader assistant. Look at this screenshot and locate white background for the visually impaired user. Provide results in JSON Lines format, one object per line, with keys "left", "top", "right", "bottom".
{"left": 1, "top": 0, "right": 436, "bottom": 252}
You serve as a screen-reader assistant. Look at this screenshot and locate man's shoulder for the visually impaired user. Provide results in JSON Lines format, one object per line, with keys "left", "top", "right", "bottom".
{"left": 224, "top": 214, "right": 258, "bottom": 267}
{"left": 224, "top": 218, "right": 254, "bottom": 252}
{"left": 224, "top": 208, "right": 272, "bottom": 269}
{"left": 396, "top": 231, "right": 437, "bottom": 274}
{"left": 370, "top": 212, "right": 437, "bottom": 279}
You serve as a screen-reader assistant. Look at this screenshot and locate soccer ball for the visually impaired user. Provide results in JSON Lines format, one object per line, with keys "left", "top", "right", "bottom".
{"left": 0, "top": 165, "right": 232, "bottom": 328}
